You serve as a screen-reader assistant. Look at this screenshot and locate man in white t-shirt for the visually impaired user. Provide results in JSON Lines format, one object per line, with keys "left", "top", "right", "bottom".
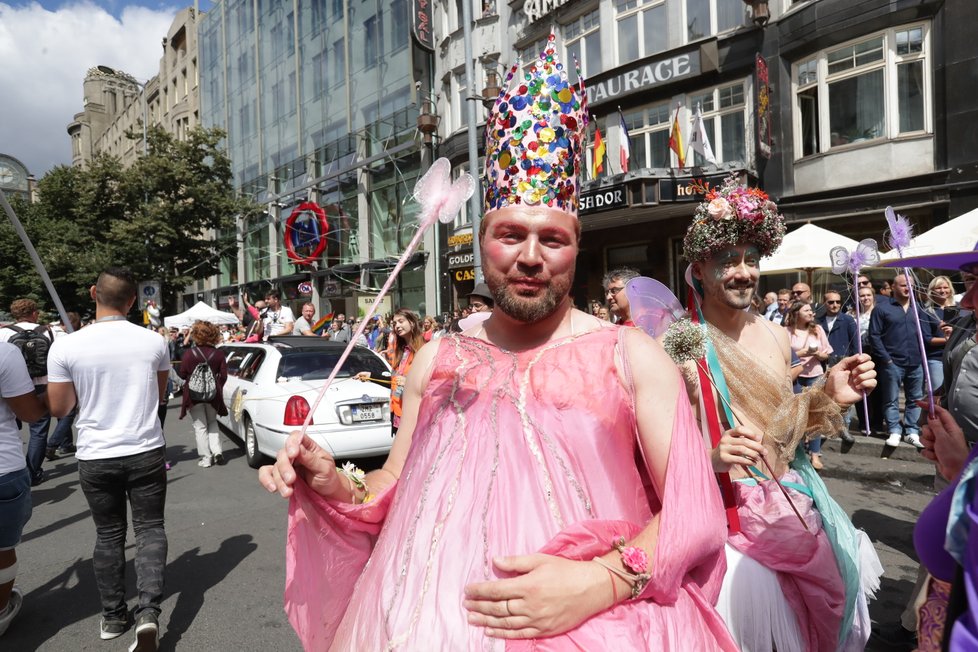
{"left": 47, "top": 268, "right": 170, "bottom": 651}
{"left": 0, "top": 298, "right": 54, "bottom": 486}
{"left": 0, "top": 343, "right": 46, "bottom": 638}
{"left": 262, "top": 290, "right": 294, "bottom": 340}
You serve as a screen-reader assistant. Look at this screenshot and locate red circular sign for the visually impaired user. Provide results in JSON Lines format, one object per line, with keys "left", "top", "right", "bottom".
{"left": 284, "top": 202, "right": 329, "bottom": 265}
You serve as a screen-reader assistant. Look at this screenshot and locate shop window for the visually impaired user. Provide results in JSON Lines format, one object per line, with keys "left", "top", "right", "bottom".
{"left": 565, "top": 10, "right": 601, "bottom": 81}
{"left": 685, "top": 82, "right": 747, "bottom": 165}
{"left": 793, "top": 23, "right": 930, "bottom": 159}
{"left": 616, "top": 0, "right": 667, "bottom": 65}
{"left": 685, "top": 0, "right": 749, "bottom": 42}
{"left": 455, "top": 72, "right": 469, "bottom": 130}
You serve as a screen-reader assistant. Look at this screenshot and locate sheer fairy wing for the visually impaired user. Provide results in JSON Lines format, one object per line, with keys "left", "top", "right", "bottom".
{"left": 853, "top": 238, "right": 881, "bottom": 269}
{"left": 829, "top": 246, "right": 851, "bottom": 276}
{"left": 412, "top": 157, "right": 475, "bottom": 226}
{"left": 624, "top": 277, "right": 687, "bottom": 339}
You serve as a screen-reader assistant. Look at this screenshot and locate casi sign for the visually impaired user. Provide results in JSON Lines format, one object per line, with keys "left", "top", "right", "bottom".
{"left": 580, "top": 185, "right": 627, "bottom": 214}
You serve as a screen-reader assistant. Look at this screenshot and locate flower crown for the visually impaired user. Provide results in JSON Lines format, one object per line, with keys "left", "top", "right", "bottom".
{"left": 681, "top": 176, "right": 786, "bottom": 262}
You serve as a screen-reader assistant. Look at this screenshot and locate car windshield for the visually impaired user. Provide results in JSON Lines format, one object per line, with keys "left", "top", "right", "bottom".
{"left": 276, "top": 348, "right": 389, "bottom": 381}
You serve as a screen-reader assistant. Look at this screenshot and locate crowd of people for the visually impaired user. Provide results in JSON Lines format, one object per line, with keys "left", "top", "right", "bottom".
{"left": 3, "top": 31, "right": 978, "bottom": 652}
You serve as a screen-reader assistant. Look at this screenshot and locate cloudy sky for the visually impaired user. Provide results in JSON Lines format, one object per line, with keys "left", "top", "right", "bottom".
{"left": 0, "top": 1, "right": 215, "bottom": 177}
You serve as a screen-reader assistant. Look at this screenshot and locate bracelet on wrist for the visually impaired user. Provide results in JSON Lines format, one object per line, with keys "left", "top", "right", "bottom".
{"left": 337, "top": 462, "right": 369, "bottom": 504}
{"left": 592, "top": 537, "right": 652, "bottom": 600}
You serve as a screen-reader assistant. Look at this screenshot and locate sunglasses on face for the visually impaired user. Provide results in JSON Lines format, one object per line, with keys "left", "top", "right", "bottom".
{"left": 791, "top": 290, "right": 805, "bottom": 295}
{"left": 826, "top": 300, "right": 841, "bottom": 305}
{"left": 858, "top": 281, "right": 872, "bottom": 286}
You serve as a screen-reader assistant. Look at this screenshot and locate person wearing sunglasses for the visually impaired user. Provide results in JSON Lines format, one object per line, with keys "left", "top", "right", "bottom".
{"left": 818, "top": 291, "right": 859, "bottom": 445}
{"left": 602, "top": 267, "right": 639, "bottom": 326}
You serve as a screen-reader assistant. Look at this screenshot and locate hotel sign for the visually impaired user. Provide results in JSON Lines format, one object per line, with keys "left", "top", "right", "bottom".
{"left": 659, "top": 174, "right": 731, "bottom": 202}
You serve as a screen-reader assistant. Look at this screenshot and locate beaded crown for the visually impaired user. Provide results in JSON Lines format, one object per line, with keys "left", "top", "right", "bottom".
{"left": 682, "top": 175, "right": 787, "bottom": 262}
{"left": 483, "top": 31, "right": 587, "bottom": 216}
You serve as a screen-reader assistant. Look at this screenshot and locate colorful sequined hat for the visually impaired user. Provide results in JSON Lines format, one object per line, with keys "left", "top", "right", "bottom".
{"left": 483, "top": 31, "right": 587, "bottom": 217}
{"left": 682, "top": 175, "right": 787, "bottom": 262}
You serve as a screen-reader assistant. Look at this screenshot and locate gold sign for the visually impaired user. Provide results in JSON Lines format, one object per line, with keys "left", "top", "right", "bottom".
{"left": 454, "top": 268, "right": 475, "bottom": 282}
{"left": 448, "top": 232, "right": 473, "bottom": 248}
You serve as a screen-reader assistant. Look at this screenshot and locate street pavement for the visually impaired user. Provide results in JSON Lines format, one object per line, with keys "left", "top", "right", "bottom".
{"left": 5, "top": 411, "right": 937, "bottom": 650}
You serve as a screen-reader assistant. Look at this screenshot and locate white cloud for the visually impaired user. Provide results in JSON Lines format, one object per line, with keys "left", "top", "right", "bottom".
{"left": 0, "top": 1, "right": 178, "bottom": 176}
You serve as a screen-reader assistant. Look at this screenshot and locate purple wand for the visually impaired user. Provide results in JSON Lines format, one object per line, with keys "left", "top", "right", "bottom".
{"left": 884, "top": 207, "right": 935, "bottom": 418}
{"left": 830, "top": 239, "right": 880, "bottom": 434}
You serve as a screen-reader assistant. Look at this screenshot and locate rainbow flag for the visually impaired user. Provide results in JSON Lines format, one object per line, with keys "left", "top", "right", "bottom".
{"left": 312, "top": 313, "right": 333, "bottom": 335}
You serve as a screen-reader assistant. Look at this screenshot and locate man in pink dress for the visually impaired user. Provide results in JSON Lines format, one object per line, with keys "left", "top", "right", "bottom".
{"left": 678, "top": 178, "right": 881, "bottom": 651}
{"left": 258, "top": 33, "right": 737, "bottom": 651}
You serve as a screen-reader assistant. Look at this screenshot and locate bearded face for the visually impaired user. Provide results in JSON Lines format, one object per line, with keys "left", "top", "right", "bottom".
{"left": 480, "top": 206, "right": 578, "bottom": 324}
{"left": 695, "top": 245, "right": 760, "bottom": 311}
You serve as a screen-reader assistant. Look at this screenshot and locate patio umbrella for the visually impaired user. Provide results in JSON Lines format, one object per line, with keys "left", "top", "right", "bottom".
{"left": 880, "top": 207, "right": 978, "bottom": 260}
{"left": 760, "top": 223, "right": 859, "bottom": 285}
{"left": 163, "top": 301, "right": 240, "bottom": 329}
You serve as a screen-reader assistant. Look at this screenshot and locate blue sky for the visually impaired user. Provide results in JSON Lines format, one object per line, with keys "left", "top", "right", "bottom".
{"left": 0, "top": 1, "right": 214, "bottom": 176}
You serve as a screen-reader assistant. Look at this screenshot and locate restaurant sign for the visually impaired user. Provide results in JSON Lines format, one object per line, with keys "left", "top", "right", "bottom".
{"left": 580, "top": 184, "right": 627, "bottom": 215}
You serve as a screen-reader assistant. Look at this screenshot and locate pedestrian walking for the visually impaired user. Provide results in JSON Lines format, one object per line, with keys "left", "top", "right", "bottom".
{"left": 178, "top": 321, "right": 228, "bottom": 468}
{"left": 0, "top": 299, "right": 54, "bottom": 486}
{"left": 47, "top": 267, "right": 170, "bottom": 651}
{"left": 786, "top": 300, "right": 833, "bottom": 468}
{"left": 0, "top": 343, "right": 46, "bottom": 638}
{"left": 869, "top": 273, "right": 926, "bottom": 451}
{"left": 45, "top": 311, "right": 82, "bottom": 459}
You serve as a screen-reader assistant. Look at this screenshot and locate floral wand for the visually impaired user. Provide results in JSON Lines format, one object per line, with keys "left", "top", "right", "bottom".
{"left": 829, "top": 239, "right": 880, "bottom": 434}
{"left": 885, "top": 207, "right": 935, "bottom": 418}
{"left": 298, "top": 158, "right": 475, "bottom": 435}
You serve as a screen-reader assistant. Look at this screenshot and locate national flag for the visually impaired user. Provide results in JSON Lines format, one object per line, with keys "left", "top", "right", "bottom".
{"left": 687, "top": 103, "right": 717, "bottom": 166}
{"left": 312, "top": 313, "right": 333, "bottom": 335}
{"left": 668, "top": 104, "right": 685, "bottom": 168}
{"left": 617, "top": 107, "right": 632, "bottom": 173}
{"left": 591, "top": 124, "right": 606, "bottom": 179}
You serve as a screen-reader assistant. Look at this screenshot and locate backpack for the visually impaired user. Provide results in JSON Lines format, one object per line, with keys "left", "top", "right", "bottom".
{"left": 5, "top": 324, "right": 52, "bottom": 378}
{"left": 187, "top": 346, "right": 217, "bottom": 402}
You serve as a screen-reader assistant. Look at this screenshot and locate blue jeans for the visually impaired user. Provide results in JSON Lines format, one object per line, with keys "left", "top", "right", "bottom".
{"left": 24, "top": 385, "right": 51, "bottom": 482}
{"left": 927, "top": 359, "right": 945, "bottom": 396}
{"left": 0, "top": 468, "right": 32, "bottom": 549}
{"left": 48, "top": 409, "right": 76, "bottom": 451}
{"left": 880, "top": 362, "right": 924, "bottom": 436}
{"left": 77, "top": 447, "right": 168, "bottom": 620}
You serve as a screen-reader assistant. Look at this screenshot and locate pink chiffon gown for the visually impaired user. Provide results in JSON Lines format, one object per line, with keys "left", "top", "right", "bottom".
{"left": 284, "top": 327, "right": 738, "bottom": 650}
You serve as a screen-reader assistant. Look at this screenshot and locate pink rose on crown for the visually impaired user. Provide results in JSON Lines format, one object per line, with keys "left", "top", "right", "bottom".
{"left": 707, "top": 197, "right": 733, "bottom": 220}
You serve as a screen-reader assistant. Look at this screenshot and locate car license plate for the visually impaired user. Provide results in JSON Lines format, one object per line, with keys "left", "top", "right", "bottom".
{"left": 351, "top": 404, "right": 382, "bottom": 422}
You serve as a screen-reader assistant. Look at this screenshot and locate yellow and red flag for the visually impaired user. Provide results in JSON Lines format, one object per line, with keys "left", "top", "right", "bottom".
{"left": 668, "top": 105, "right": 685, "bottom": 168}
{"left": 591, "top": 126, "right": 606, "bottom": 179}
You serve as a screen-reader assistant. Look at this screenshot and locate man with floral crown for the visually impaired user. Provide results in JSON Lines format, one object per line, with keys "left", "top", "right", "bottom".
{"left": 259, "top": 33, "right": 737, "bottom": 650}
{"left": 677, "top": 178, "right": 883, "bottom": 651}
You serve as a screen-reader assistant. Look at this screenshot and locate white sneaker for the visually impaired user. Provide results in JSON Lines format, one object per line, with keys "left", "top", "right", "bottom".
{"left": 886, "top": 433, "right": 902, "bottom": 447}
{"left": 904, "top": 434, "right": 925, "bottom": 450}
{"left": 197, "top": 457, "right": 212, "bottom": 468}
{"left": 0, "top": 587, "right": 22, "bottom": 637}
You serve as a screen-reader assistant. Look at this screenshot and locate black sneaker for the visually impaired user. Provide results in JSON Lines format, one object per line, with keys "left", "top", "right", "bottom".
{"left": 58, "top": 444, "right": 77, "bottom": 455}
{"left": 128, "top": 611, "right": 159, "bottom": 652}
{"left": 213, "top": 453, "right": 226, "bottom": 466}
{"left": 29, "top": 472, "right": 44, "bottom": 488}
{"left": 100, "top": 617, "right": 129, "bottom": 640}
{"left": 44, "top": 447, "right": 58, "bottom": 461}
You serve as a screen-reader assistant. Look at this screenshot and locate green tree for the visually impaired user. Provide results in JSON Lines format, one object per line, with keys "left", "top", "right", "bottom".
{"left": 0, "top": 125, "right": 260, "bottom": 315}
